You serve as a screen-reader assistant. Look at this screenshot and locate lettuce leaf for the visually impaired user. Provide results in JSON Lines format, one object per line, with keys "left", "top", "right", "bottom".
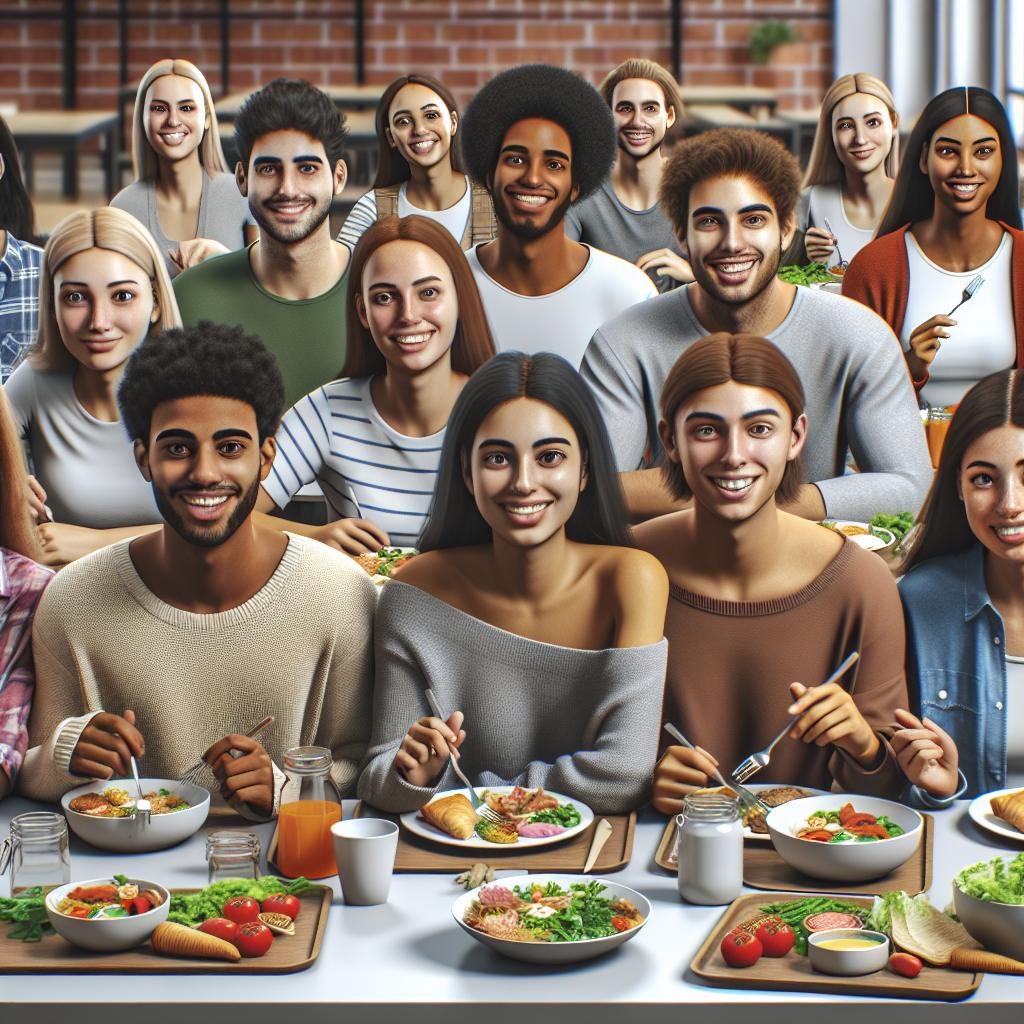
{"left": 955, "top": 853, "right": 1024, "bottom": 905}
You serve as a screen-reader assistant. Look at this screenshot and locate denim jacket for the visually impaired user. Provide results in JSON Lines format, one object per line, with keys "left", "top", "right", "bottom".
{"left": 899, "top": 544, "right": 1006, "bottom": 802}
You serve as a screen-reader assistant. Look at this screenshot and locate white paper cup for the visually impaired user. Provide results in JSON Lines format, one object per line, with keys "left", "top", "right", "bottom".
{"left": 331, "top": 818, "right": 399, "bottom": 905}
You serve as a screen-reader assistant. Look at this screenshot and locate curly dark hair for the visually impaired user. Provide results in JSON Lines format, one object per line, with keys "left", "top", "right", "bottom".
{"left": 661, "top": 129, "right": 802, "bottom": 235}
{"left": 233, "top": 78, "right": 349, "bottom": 171}
{"left": 118, "top": 321, "right": 285, "bottom": 444}
{"left": 460, "top": 64, "right": 615, "bottom": 200}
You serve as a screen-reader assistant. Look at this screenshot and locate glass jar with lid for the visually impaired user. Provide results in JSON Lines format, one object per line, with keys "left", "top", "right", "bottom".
{"left": 277, "top": 746, "right": 342, "bottom": 879}
{"left": 0, "top": 811, "right": 71, "bottom": 893}
{"left": 676, "top": 791, "right": 742, "bottom": 905}
{"left": 206, "top": 831, "right": 261, "bottom": 884}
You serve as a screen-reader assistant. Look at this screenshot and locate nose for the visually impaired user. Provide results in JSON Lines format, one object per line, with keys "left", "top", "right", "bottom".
{"left": 721, "top": 427, "right": 747, "bottom": 468}
{"left": 396, "top": 291, "right": 420, "bottom": 325}
{"left": 996, "top": 478, "right": 1024, "bottom": 518}
{"left": 89, "top": 297, "right": 114, "bottom": 332}
{"left": 510, "top": 456, "right": 536, "bottom": 495}
{"left": 956, "top": 148, "right": 975, "bottom": 176}
{"left": 851, "top": 122, "right": 866, "bottom": 145}
{"left": 518, "top": 158, "right": 544, "bottom": 188}
{"left": 188, "top": 444, "right": 222, "bottom": 487}
{"left": 627, "top": 108, "right": 644, "bottom": 127}
{"left": 721, "top": 217, "right": 743, "bottom": 252}
{"left": 164, "top": 106, "right": 182, "bottom": 126}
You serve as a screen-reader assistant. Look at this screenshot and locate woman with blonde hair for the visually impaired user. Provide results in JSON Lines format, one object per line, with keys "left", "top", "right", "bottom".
{"left": 0, "top": 389, "right": 52, "bottom": 800}
{"left": 794, "top": 73, "right": 899, "bottom": 266}
{"left": 111, "top": 58, "right": 255, "bottom": 277}
{"left": 3, "top": 207, "right": 179, "bottom": 566}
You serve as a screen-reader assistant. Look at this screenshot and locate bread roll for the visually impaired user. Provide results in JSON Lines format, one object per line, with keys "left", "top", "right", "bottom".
{"left": 991, "top": 789, "right": 1024, "bottom": 833}
{"left": 421, "top": 793, "right": 478, "bottom": 838}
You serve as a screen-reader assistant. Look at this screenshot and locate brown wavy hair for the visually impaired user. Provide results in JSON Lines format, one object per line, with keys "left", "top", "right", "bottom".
{"left": 659, "top": 332, "right": 806, "bottom": 504}
{"left": 0, "top": 389, "right": 41, "bottom": 560}
{"left": 341, "top": 215, "right": 495, "bottom": 379}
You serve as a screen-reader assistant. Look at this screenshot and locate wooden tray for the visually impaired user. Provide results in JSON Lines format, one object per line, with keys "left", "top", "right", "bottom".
{"left": 357, "top": 804, "right": 635, "bottom": 873}
{"left": 0, "top": 886, "right": 331, "bottom": 974}
{"left": 655, "top": 814, "right": 933, "bottom": 896}
{"left": 690, "top": 892, "right": 982, "bottom": 1001}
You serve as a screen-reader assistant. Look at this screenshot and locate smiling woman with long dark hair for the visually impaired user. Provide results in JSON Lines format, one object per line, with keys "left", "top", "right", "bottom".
{"left": 357, "top": 351, "right": 669, "bottom": 815}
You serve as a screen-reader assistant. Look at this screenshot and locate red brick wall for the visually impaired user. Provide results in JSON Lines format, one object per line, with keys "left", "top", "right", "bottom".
{"left": 0, "top": 0, "right": 832, "bottom": 114}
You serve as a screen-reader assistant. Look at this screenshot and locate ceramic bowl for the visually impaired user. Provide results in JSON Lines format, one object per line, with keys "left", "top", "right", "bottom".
{"left": 61, "top": 777, "right": 210, "bottom": 852}
{"left": 953, "top": 885, "right": 1024, "bottom": 960}
{"left": 808, "top": 928, "right": 889, "bottom": 975}
{"left": 766, "top": 795, "right": 922, "bottom": 882}
{"left": 45, "top": 877, "right": 170, "bottom": 952}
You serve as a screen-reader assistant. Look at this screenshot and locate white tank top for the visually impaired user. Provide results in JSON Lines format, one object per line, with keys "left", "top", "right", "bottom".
{"left": 901, "top": 231, "right": 1015, "bottom": 408}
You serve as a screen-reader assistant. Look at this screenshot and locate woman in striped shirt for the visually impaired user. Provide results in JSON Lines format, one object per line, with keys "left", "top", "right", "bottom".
{"left": 257, "top": 215, "right": 495, "bottom": 553}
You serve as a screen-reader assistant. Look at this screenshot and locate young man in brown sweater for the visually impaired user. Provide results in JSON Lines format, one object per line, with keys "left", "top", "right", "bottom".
{"left": 634, "top": 333, "right": 912, "bottom": 815}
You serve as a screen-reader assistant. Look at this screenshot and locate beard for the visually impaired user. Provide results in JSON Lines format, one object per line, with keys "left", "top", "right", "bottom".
{"left": 250, "top": 194, "right": 331, "bottom": 245}
{"left": 155, "top": 475, "right": 261, "bottom": 549}
{"left": 491, "top": 182, "right": 575, "bottom": 241}
{"left": 617, "top": 132, "right": 665, "bottom": 160}
{"left": 690, "top": 243, "right": 783, "bottom": 308}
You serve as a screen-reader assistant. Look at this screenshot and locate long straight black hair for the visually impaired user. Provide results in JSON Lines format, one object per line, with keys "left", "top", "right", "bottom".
{"left": 0, "top": 116, "right": 36, "bottom": 242}
{"left": 417, "top": 352, "right": 633, "bottom": 551}
{"left": 876, "top": 85, "right": 1021, "bottom": 238}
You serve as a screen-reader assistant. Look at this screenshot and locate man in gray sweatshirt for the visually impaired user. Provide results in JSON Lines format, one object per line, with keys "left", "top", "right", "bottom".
{"left": 580, "top": 128, "right": 932, "bottom": 524}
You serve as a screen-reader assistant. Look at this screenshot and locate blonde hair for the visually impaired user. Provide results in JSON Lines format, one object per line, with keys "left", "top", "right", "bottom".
{"left": 30, "top": 207, "right": 181, "bottom": 373}
{"left": 802, "top": 73, "right": 899, "bottom": 188}
{"left": 598, "top": 59, "right": 685, "bottom": 125}
{"left": 131, "top": 58, "right": 228, "bottom": 181}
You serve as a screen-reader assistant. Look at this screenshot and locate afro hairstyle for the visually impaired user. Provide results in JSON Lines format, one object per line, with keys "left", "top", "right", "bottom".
{"left": 118, "top": 320, "right": 285, "bottom": 444}
{"left": 460, "top": 64, "right": 615, "bottom": 200}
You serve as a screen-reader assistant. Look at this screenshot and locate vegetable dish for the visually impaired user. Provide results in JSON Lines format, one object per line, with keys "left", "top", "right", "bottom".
{"left": 68, "top": 786, "right": 190, "bottom": 817}
{"left": 795, "top": 802, "right": 905, "bottom": 843}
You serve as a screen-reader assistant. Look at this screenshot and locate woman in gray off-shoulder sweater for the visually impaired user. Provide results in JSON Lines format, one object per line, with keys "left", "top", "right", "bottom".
{"left": 356, "top": 353, "right": 669, "bottom": 815}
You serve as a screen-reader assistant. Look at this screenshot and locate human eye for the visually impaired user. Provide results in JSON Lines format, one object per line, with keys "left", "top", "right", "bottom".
{"left": 695, "top": 215, "right": 719, "bottom": 229}
{"left": 748, "top": 422, "right": 773, "bottom": 437}
{"left": 218, "top": 441, "right": 245, "bottom": 456}
{"left": 425, "top": 110, "right": 440, "bottom": 120}
{"left": 150, "top": 102, "right": 166, "bottom": 113}
{"left": 370, "top": 290, "right": 396, "bottom": 305}
{"left": 298, "top": 162, "right": 319, "bottom": 174}
{"left": 969, "top": 471, "right": 994, "bottom": 487}
{"left": 935, "top": 143, "right": 957, "bottom": 157}
{"left": 692, "top": 424, "right": 718, "bottom": 439}
{"left": 256, "top": 163, "right": 278, "bottom": 175}
{"left": 112, "top": 288, "right": 137, "bottom": 303}
{"left": 644, "top": 104, "right": 660, "bottom": 113}
{"left": 537, "top": 449, "right": 566, "bottom": 466}
{"left": 419, "top": 286, "right": 439, "bottom": 300}
{"left": 482, "top": 450, "right": 509, "bottom": 466}
{"left": 60, "top": 289, "right": 87, "bottom": 304}
{"left": 505, "top": 153, "right": 524, "bottom": 166}
{"left": 615, "top": 104, "right": 632, "bottom": 115}
{"left": 164, "top": 441, "right": 191, "bottom": 457}
{"left": 836, "top": 119, "right": 853, "bottom": 132}
{"left": 745, "top": 213, "right": 767, "bottom": 227}
{"left": 866, "top": 117, "right": 882, "bottom": 128}
{"left": 546, "top": 158, "right": 567, "bottom": 172}
{"left": 976, "top": 145, "right": 996, "bottom": 158}
{"left": 393, "top": 115, "right": 411, "bottom": 128}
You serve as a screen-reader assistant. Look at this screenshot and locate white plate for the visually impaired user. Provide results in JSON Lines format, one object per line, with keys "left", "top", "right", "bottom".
{"left": 968, "top": 788, "right": 1024, "bottom": 843}
{"left": 820, "top": 520, "right": 896, "bottom": 554}
{"left": 401, "top": 787, "right": 594, "bottom": 849}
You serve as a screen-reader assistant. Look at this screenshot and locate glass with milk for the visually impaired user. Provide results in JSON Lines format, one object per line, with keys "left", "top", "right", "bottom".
{"left": 677, "top": 792, "right": 742, "bottom": 905}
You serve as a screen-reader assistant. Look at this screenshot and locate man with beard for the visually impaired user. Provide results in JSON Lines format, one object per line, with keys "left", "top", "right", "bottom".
{"left": 565, "top": 59, "right": 693, "bottom": 294}
{"left": 17, "top": 323, "right": 376, "bottom": 818}
{"left": 459, "top": 64, "right": 656, "bottom": 368}
{"left": 580, "top": 128, "right": 932, "bottom": 524}
{"left": 172, "top": 79, "right": 350, "bottom": 407}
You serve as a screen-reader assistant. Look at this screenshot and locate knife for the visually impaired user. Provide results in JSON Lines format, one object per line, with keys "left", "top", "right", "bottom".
{"left": 583, "top": 818, "right": 613, "bottom": 873}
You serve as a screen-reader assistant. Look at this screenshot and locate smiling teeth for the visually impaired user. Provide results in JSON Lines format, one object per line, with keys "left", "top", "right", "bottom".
{"left": 507, "top": 503, "right": 548, "bottom": 514}
{"left": 952, "top": 183, "right": 980, "bottom": 193}
{"left": 183, "top": 495, "right": 229, "bottom": 507}
{"left": 718, "top": 260, "right": 756, "bottom": 274}
{"left": 712, "top": 477, "right": 754, "bottom": 491}
{"left": 394, "top": 333, "right": 432, "bottom": 345}
{"left": 996, "top": 525, "right": 1024, "bottom": 537}
{"left": 161, "top": 132, "right": 186, "bottom": 142}
{"left": 512, "top": 194, "right": 547, "bottom": 205}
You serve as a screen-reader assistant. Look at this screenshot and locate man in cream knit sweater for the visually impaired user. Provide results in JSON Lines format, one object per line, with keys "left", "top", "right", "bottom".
{"left": 18, "top": 322, "right": 376, "bottom": 819}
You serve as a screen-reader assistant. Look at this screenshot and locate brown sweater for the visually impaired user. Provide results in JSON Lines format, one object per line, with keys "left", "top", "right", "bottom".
{"left": 662, "top": 539, "right": 908, "bottom": 796}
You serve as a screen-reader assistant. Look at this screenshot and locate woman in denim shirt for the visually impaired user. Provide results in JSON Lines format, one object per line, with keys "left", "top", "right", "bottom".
{"left": 898, "top": 368, "right": 1024, "bottom": 803}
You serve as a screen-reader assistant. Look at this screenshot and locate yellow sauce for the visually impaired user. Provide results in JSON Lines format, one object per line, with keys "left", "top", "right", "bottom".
{"left": 816, "top": 938, "right": 884, "bottom": 950}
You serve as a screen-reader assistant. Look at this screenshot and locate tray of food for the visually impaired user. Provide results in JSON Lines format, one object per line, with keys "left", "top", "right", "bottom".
{"left": 0, "top": 874, "right": 329, "bottom": 974}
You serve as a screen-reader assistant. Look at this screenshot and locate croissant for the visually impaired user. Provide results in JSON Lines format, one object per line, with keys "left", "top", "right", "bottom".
{"left": 421, "top": 793, "right": 478, "bottom": 838}
{"left": 991, "top": 789, "right": 1024, "bottom": 833}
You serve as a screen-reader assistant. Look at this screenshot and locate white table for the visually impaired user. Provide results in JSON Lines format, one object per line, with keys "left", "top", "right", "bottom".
{"left": 2, "top": 798, "right": 1022, "bottom": 1023}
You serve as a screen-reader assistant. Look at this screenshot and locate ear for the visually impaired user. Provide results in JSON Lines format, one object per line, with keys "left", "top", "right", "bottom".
{"left": 780, "top": 209, "right": 797, "bottom": 253}
{"left": 570, "top": 182, "right": 580, "bottom": 204}
{"left": 788, "top": 412, "right": 809, "bottom": 462}
{"left": 134, "top": 439, "right": 152, "bottom": 481}
{"left": 259, "top": 436, "right": 276, "bottom": 480}
{"left": 678, "top": 234, "right": 690, "bottom": 261}
{"left": 461, "top": 449, "right": 474, "bottom": 497}
{"left": 450, "top": 109, "right": 459, "bottom": 136}
{"left": 385, "top": 127, "right": 397, "bottom": 150}
{"left": 0, "top": 153, "right": 5, "bottom": 181}
{"left": 666, "top": 105, "right": 677, "bottom": 129}
{"left": 333, "top": 158, "right": 348, "bottom": 197}
{"left": 149, "top": 290, "right": 161, "bottom": 325}
{"left": 658, "top": 417, "right": 681, "bottom": 465}
{"left": 355, "top": 293, "right": 370, "bottom": 330}
{"left": 235, "top": 161, "right": 248, "bottom": 197}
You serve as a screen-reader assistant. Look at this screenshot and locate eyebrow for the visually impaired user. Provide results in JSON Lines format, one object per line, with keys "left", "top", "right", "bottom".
{"left": 367, "top": 275, "right": 444, "bottom": 290}
{"left": 477, "top": 436, "right": 574, "bottom": 449}
{"left": 60, "top": 279, "right": 140, "bottom": 288}
{"left": 251, "top": 154, "right": 324, "bottom": 167}
{"left": 154, "top": 428, "right": 253, "bottom": 442}
{"left": 616, "top": 97, "right": 662, "bottom": 106}
{"left": 392, "top": 103, "right": 441, "bottom": 117}
{"left": 837, "top": 110, "right": 883, "bottom": 119}
{"left": 934, "top": 136, "right": 997, "bottom": 146}
{"left": 683, "top": 409, "right": 780, "bottom": 423}
{"left": 500, "top": 143, "right": 571, "bottom": 162}
{"left": 962, "top": 459, "right": 1023, "bottom": 471}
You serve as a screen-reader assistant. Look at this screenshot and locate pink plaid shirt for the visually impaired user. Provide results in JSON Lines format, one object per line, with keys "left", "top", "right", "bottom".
{"left": 0, "top": 547, "right": 52, "bottom": 786}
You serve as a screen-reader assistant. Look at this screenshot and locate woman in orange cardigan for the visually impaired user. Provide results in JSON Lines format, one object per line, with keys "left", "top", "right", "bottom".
{"left": 843, "top": 87, "right": 1023, "bottom": 407}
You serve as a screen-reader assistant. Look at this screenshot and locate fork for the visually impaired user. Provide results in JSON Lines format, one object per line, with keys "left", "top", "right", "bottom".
{"left": 947, "top": 274, "right": 984, "bottom": 316}
{"left": 176, "top": 716, "right": 274, "bottom": 788}
{"left": 730, "top": 650, "right": 861, "bottom": 785}
{"left": 128, "top": 754, "right": 151, "bottom": 825}
{"left": 423, "top": 689, "right": 504, "bottom": 823}
{"left": 662, "top": 722, "right": 769, "bottom": 817}
{"left": 821, "top": 218, "right": 847, "bottom": 268}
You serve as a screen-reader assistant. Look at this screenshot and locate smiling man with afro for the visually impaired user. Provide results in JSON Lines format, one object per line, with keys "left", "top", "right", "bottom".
{"left": 459, "top": 64, "right": 656, "bottom": 369}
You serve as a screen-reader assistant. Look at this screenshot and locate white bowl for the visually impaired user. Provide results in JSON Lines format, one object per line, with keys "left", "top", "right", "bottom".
{"left": 45, "top": 877, "right": 170, "bottom": 952}
{"left": 452, "top": 874, "right": 650, "bottom": 965}
{"left": 766, "top": 794, "right": 922, "bottom": 882}
{"left": 953, "top": 885, "right": 1024, "bottom": 960}
{"left": 808, "top": 928, "right": 889, "bottom": 975}
{"left": 61, "top": 777, "right": 210, "bottom": 852}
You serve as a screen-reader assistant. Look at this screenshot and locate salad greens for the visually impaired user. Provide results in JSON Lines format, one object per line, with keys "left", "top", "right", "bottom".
{"left": 869, "top": 511, "right": 915, "bottom": 543}
{"left": 0, "top": 887, "right": 53, "bottom": 942}
{"left": 956, "top": 852, "right": 1024, "bottom": 905}
{"left": 529, "top": 804, "right": 582, "bottom": 828}
{"left": 168, "top": 875, "right": 311, "bottom": 926}
{"left": 759, "top": 896, "right": 865, "bottom": 955}
{"left": 777, "top": 263, "right": 834, "bottom": 286}
{"left": 512, "top": 881, "right": 619, "bottom": 942}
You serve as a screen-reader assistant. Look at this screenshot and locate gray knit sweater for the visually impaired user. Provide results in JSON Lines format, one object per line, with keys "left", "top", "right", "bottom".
{"left": 357, "top": 581, "right": 668, "bottom": 814}
{"left": 580, "top": 284, "right": 933, "bottom": 522}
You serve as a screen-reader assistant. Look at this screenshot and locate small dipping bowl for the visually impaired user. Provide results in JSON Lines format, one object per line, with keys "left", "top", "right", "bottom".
{"left": 808, "top": 928, "right": 889, "bottom": 976}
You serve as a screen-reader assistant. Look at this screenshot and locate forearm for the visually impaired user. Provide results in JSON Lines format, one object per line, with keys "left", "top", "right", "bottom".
{"left": 621, "top": 469, "right": 688, "bottom": 523}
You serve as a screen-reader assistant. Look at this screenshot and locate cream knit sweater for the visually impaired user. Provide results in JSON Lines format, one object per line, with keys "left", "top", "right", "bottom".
{"left": 18, "top": 534, "right": 376, "bottom": 817}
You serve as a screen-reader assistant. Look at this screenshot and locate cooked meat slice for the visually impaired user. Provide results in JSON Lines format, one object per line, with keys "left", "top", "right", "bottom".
{"left": 69, "top": 792, "right": 113, "bottom": 814}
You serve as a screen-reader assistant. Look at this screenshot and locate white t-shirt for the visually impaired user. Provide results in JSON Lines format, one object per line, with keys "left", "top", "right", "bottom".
{"left": 1005, "top": 654, "right": 1024, "bottom": 788}
{"left": 262, "top": 376, "right": 444, "bottom": 548}
{"left": 802, "top": 183, "right": 876, "bottom": 263}
{"left": 337, "top": 177, "right": 473, "bottom": 252}
{"left": 464, "top": 243, "right": 657, "bottom": 368}
{"left": 901, "top": 231, "right": 1015, "bottom": 408}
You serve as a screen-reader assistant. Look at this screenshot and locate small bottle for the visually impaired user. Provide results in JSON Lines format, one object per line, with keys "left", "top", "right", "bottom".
{"left": 0, "top": 812, "right": 71, "bottom": 893}
{"left": 277, "top": 746, "right": 342, "bottom": 879}
{"left": 206, "top": 831, "right": 261, "bottom": 884}
{"left": 926, "top": 407, "right": 953, "bottom": 469}
{"left": 677, "top": 792, "right": 742, "bottom": 905}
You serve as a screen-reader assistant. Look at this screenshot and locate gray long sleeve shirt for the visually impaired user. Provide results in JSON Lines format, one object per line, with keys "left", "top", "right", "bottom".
{"left": 357, "top": 580, "right": 668, "bottom": 814}
{"left": 580, "top": 284, "right": 933, "bottom": 522}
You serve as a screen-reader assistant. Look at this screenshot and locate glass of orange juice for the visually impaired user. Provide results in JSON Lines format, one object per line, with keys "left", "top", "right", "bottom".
{"left": 277, "top": 747, "right": 342, "bottom": 879}
{"left": 926, "top": 407, "right": 953, "bottom": 469}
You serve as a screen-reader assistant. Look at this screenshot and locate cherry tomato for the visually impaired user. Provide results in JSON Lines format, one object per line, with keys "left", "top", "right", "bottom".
{"left": 262, "top": 893, "right": 301, "bottom": 920}
{"left": 234, "top": 920, "right": 273, "bottom": 958}
{"left": 222, "top": 895, "right": 261, "bottom": 924}
{"left": 199, "top": 917, "right": 240, "bottom": 943}
{"left": 889, "top": 952, "right": 923, "bottom": 978}
{"left": 720, "top": 928, "right": 762, "bottom": 968}
{"left": 755, "top": 921, "right": 796, "bottom": 957}
{"left": 611, "top": 916, "right": 632, "bottom": 933}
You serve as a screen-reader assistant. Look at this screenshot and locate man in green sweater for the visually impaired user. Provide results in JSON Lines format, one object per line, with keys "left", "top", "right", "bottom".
{"left": 173, "top": 79, "right": 352, "bottom": 407}
{"left": 18, "top": 323, "right": 376, "bottom": 819}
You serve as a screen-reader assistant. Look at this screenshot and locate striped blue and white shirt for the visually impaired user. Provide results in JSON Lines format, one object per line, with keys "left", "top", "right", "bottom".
{"left": 0, "top": 233, "right": 43, "bottom": 384}
{"left": 264, "top": 376, "right": 445, "bottom": 548}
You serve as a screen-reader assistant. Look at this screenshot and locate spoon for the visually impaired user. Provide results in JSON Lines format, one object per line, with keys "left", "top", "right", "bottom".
{"left": 129, "top": 755, "right": 151, "bottom": 826}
